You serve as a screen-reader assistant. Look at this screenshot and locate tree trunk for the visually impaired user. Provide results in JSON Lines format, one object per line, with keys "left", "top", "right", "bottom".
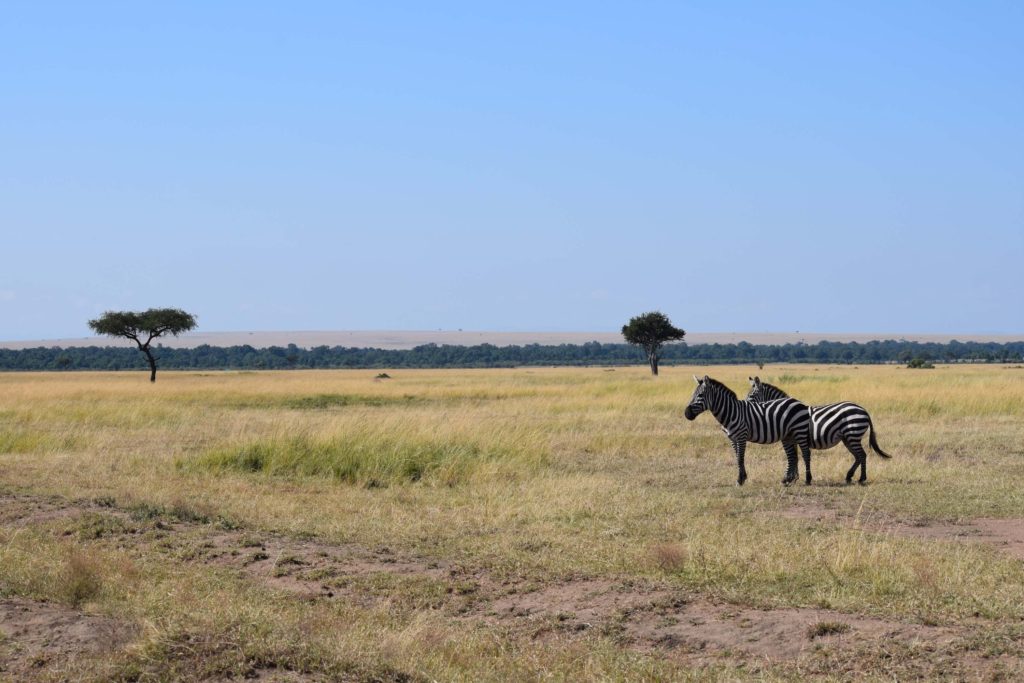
{"left": 649, "top": 352, "right": 659, "bottom": 376}
{"left": 142, "top": 346, "right": 157, "bottom": 382}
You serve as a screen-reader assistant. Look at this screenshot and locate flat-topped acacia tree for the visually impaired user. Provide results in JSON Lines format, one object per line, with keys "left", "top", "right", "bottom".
{"left": 88, "top": 308, "right": 197, "bottom": 382}
{"left": 621, "top": 311, "right": 685, "bottom": 376}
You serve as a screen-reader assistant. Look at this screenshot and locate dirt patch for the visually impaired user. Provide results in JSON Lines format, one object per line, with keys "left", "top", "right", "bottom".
{"left": 0, "top": 597, "right": 135, "bottom": 677}
{"left": 485, "top": 578, "right": 955, "bottom": 662}
{"left": 0, "top": 493, "right": 95, "bottom": 527}
{"left": 490, "top": 578, "right": 644, "bottom": 622}
{"left": 0, "top": 492, "right": 472, "bottom": 603}
{"left": 773, "top": 500, "right": 1024, "bottom": 561}
{"left": 198, "top": 529, "right": 455, "bottom": 602}
{"left": 627, "top": 601, "right": 953, "bottom": 661}
{"left": 973, "top": 519, "right": 1024, "bottom": 561}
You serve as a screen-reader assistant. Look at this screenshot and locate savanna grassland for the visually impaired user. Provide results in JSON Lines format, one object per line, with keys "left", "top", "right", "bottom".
{"left": 2, "top": 365, "right": 1024, "bottom": 681}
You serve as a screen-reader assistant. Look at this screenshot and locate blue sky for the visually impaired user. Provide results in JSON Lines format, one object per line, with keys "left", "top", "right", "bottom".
{"left": 2, "top": 2, "right": 1022, "bottom": 339}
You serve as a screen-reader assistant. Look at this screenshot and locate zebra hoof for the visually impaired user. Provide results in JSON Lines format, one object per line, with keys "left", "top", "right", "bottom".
{"left": 858, "top": 480, "right": 868, "bottom": 486}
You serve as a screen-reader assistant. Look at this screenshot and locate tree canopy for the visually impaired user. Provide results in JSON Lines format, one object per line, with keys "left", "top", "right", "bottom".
{"left": 621, "top": 311, "right": 685, "bottom": 375}
{"left": 88, "top": 308, "right": 197, "bottom": 381}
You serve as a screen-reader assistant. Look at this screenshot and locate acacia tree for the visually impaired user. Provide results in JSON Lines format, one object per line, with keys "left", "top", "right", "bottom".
{"left": 621, "top": 311, "right": 685, "bottom": 376}
{"left": 88, "top": 308, "right": 197, "bottom": 382}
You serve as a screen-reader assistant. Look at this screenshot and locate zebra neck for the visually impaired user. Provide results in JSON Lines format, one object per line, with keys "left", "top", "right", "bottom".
{"left": 708, "top": 390, "right": 740, "bottom": 427}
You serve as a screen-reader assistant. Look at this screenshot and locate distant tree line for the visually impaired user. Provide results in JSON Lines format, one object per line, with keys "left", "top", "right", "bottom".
{"left": 1, "top": 339, "right": 1023, "bottom": 371}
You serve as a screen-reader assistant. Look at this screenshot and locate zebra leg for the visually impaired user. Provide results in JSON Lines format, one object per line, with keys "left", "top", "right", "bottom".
{"left": 843, "top": 437, "right": 869, "bottom": 485}
{"left": 781, "top": 441, "right": 798, "bottom": 485}
{"left": 801, "top": 443, "right": 812, "bottom": 485}
{"left": 843, "top": 446, "right": 859, "bottom": 484}
{"left": 732, "top": 440, "right": 748, "bottom": 486}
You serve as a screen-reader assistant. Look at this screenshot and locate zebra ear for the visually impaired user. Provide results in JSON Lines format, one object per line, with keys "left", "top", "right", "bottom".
{"left": 703, "top": 375, "right": 710, "bottom": 383}
{"left": 748, "top": 376, "right": 754, "bottom": 384}
{"left": 693, "top": 375, "right": 701, "bottom": 384}
{"left": 754, "top": 376, "right": 761, "bottom": 385}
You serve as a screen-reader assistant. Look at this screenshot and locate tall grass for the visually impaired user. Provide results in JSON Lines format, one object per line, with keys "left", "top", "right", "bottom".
{"left": 186, "top": 424, "right": 548, "bottom": 487}
{"left": 0, "top": 427, "right": 81, "bottom": 453}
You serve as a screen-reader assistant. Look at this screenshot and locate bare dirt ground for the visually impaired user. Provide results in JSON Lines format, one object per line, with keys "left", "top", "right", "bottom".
{"left": 486, "top": 577, "right": 959, "bottom": 661}
{"left": 774, "top": 500, "right": 1024, "bottom": 561}
{"left": 0, "top": 597, "right": 134, "bottom": 679}
{"left": 4, "top": 492, "right": 1023, "bottom": 680}
{"left": 3, "top": 330, "right": 1020, "bottom": 350}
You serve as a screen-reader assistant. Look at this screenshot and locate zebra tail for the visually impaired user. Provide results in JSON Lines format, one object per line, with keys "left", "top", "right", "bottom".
{"left": 868, "top": 418, "right": 892, "bottom": 459}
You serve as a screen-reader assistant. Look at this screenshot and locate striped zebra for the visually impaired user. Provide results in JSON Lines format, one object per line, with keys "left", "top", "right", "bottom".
{"left": 684, "top": 375, "right": 813, "bottom": 486}
{"left": 745, "top": 377, "right": 892, "bottom": 485}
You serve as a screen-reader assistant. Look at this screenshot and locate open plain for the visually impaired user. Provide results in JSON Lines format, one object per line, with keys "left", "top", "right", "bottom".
{"left": 2, "top": 364, "right": 1023, "bottom": 681}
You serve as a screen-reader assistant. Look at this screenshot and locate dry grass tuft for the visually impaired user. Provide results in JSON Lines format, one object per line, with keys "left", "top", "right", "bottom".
{"left": 650, "top": 543, "right": 688, "bottom": 572}
{"left": 806, "top": 621, "right": 852, "bottom": 639}
{"left": 61, "top": 549, "right": 104, "bottom": 607}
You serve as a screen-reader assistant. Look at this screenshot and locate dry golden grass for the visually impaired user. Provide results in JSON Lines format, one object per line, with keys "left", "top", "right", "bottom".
{"left": 1, "top": 364, "right": 1023, "bottom": 680}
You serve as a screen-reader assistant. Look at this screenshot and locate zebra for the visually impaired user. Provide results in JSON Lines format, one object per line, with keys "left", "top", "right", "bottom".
{"left": 745, "top": 377, "right": 892, "bottom": 485}
{"left": 684, "top": 375, "right": 813, "bottom": 486}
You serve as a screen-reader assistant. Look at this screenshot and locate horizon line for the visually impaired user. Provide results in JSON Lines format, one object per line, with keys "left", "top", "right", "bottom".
{"left": 2, "top": 329, "right": 1022, "bottom": 351}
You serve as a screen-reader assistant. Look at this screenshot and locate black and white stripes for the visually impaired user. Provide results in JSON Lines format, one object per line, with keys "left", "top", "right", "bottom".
{"left": 684, "top": 375, "right": 813, "bottom": 486}
{"left": 745, "top": 377, "right": 892, "bottom": 485}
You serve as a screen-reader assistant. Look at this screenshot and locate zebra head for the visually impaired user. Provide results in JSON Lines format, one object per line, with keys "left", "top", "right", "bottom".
{"left": 745, "top": 376, "right": 788, "bottom": 402}
{"left": 745, "top": 376, "right": 766, "bottom": 402}
{"left": 684, "top": 375, "right": 710, "bottom": 420}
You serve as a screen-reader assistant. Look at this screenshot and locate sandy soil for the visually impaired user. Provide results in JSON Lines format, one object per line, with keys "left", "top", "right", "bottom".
{"left": 2, "top": 329, "right": 1021, "bottom": 350}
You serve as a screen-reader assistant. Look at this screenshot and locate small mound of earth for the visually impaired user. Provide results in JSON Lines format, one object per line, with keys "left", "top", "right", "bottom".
{"left": 0, "top": 597, "right": 135, "bottom": 676}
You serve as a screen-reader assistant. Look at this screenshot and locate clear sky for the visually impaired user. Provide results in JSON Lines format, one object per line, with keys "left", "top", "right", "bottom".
{"left": 3, "top": 2, "right": 1022, "bottom": 340}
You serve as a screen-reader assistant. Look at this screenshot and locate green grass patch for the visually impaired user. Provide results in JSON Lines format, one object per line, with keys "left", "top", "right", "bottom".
{"left": 771, "top": 374, "right": 848, "bottom": 385}
{"left": 282, "top": 393, "right": 423, "bottom": 410}
{"left": 219, "top": 393, "right": 426, "bottom": 410}
{"left": 182, "top": 430, "right": 548, "bottom": 487}
{"left": 0, "top": 427, "right": 80, "bottom": 453}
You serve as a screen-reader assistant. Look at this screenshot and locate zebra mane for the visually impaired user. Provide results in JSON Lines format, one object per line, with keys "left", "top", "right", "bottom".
{"left": 703, "top": 377, "right": 736, "bottom": 399}
{"left": 758, "top": 381, "right": 790, "bottom": 398}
